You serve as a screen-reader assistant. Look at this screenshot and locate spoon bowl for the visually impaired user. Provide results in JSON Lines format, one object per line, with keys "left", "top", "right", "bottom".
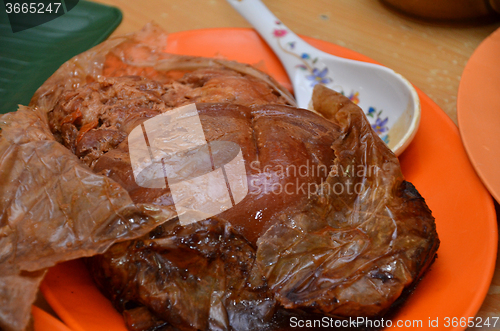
{"left": 227, "top": 0, "right": 420, "bottom": 155}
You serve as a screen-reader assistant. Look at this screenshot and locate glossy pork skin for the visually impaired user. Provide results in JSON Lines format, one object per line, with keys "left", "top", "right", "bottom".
{"left": 48, "top": 75, "right": 339, "bottom": 245}
{"left": 47, "top": 71, "right": 438, "bottom": 330}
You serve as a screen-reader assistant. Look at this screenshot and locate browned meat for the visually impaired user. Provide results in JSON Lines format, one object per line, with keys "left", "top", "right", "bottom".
{"left": 88, "top": 219, "right": 275, "bottom": 331}
{"left": 43, "top": 72, "right": 439, "bottom": 330}
{"left": 31, "top": 24, "right": 438, "bottom": 331}
{"left": 48, "top": 70, "right": 292, "bottom": 169}
{"left": 75, "top": 129, "right": 128, "bottom": 166}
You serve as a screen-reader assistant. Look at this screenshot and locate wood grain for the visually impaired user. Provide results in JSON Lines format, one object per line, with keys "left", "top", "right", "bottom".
{"left": 90, "top": 0, "right": 500, "bottom": 325}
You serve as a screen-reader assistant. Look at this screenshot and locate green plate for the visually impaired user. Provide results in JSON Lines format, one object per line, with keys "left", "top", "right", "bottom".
{"left": 0, "top": 1, "right": 122, "bottom": 114}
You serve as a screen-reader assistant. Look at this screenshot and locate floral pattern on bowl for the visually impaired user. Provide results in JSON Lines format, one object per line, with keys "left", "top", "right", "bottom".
{"left": 367, "top": 106, "right": 390, "bottom": 144}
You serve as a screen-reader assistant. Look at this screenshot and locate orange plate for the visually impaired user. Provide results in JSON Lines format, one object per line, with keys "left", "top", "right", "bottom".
{"left": 458, "top": 27, "right": 500, "bottom": 203}
{"left": 32, "top": 306, "right": 72, "bottom": 331}
{"left": 41, "top": 28, "right": 497, "bottom": 331}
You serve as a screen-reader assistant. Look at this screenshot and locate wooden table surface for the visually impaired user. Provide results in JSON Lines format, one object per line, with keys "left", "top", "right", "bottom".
{"left": 91, "top": 0, "right": 500, "bottom": 326}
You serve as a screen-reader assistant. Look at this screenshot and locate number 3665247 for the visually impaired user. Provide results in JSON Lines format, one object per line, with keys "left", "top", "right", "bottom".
{"left": 5, "top": 3, "right": 62, "bottom": 14}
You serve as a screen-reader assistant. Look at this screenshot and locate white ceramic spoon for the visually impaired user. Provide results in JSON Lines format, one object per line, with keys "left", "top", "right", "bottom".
{"left": 226, "top": 0, "right": 420, "bottom": 155}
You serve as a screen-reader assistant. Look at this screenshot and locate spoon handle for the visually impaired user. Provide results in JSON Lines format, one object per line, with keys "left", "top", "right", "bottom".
{"left": 226, "top": 0, "right": 320, "bottom": 79}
